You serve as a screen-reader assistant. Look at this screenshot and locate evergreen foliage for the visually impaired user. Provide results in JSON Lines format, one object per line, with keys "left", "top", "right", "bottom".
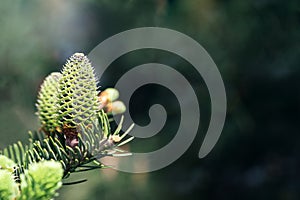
{"left": 0, "top": 53, "right": 132, "bottom": 199}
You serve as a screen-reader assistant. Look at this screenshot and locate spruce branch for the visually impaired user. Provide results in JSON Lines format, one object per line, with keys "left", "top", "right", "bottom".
{"left": 0, "top": 52, "right": 134, "bottom": 199}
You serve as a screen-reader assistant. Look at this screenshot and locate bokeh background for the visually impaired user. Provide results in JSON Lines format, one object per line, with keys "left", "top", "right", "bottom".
{"left": 0, "top": 0, "right": 299, "bottom": 199}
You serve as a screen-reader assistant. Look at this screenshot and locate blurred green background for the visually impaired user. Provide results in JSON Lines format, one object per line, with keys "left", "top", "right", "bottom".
{"left": 0, "top": 0, "right": 299, "bottom": 199}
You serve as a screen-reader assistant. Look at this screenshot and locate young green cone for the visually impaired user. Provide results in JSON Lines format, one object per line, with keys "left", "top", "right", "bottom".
{"left": 36, "top": 72, "right": 62, "bottom": 133}
{"left": 57, "top": 53, "right": 100, "bottom": 128}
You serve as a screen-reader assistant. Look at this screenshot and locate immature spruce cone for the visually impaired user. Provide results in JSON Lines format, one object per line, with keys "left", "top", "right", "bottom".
{"left": 57, "top": 53, "right": 100, "bottom": 128}
{"left": 36, "top": 72, "right": 62, "bottom": 132}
